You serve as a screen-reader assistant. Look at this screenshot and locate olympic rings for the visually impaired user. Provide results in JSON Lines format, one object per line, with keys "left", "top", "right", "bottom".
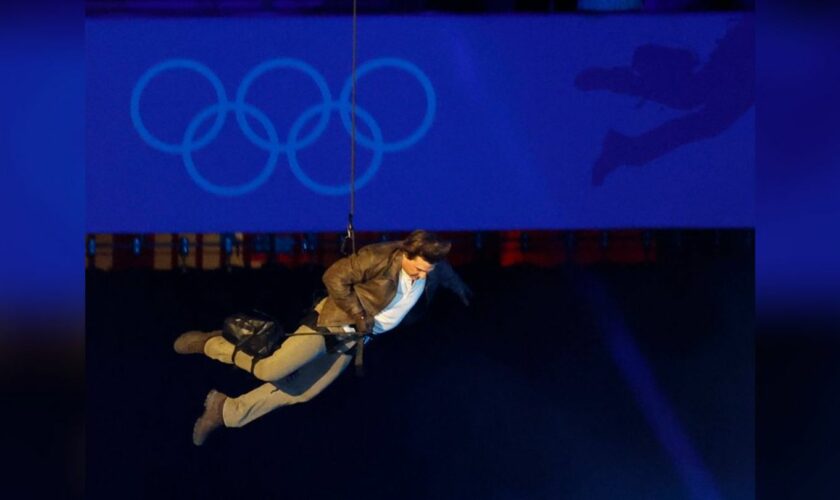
{"left": 288, "top": 101, "right": 384, "bottom": 196}
{"left": 131, "top": 57, "right": 436, "bottom": 196}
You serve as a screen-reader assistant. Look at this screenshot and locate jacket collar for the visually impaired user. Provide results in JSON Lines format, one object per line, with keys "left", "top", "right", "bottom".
{"left": 385, "top": 246, "right": 404, "bottom": 281}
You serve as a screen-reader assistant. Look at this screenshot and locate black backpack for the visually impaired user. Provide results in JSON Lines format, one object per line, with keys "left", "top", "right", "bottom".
{"left": 221, "top": 310, "right": 284, "bottom": 375}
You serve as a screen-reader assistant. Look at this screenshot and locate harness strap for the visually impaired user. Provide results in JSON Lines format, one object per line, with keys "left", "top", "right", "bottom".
{"left": 354, "top": 340, "right": 365, "bottom": 377}
{"left": 297, "top": 308, "right": 368, "bottom": 375}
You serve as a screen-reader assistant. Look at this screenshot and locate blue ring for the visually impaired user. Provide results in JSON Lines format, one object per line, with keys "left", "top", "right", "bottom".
{"left": 131, "top": 59, "right": 228, "bottom": 154}
{"left": 235, "top": 58, "right": 332, "bottom": 152}
{"left": 339, "top": 58, "right": 436, "bottom": 152}
{"left": 287, "top": 101, "right": 384, "bottom": 196}
{"left": 182, "top": 102, "right": 280, "bottom": 197}
{"left": 132, "top": 57, "right": 435, "bottom": 197}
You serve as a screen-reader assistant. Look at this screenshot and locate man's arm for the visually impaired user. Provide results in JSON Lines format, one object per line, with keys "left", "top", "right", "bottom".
{"left": 433, "top": 260, "right": 472, "bottom": 306}
{"left": 322, "top": 250, "right": 369, "bottom": 319}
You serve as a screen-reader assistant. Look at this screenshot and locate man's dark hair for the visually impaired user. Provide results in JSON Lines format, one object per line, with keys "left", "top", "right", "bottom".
{"left": 401, "top": 230, "right": 451, "bottom": 263}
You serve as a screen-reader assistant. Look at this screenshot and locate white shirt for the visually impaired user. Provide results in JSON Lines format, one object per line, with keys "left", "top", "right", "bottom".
{"left": 343, "top": 268, "right": 425, "bottom": 337}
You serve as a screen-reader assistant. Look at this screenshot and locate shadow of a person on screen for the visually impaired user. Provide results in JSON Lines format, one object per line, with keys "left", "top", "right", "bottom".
{"left": 574, "top": 16, "right": 754, "bottom": 186}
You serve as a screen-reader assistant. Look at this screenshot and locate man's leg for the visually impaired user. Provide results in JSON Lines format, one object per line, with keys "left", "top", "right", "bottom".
{"left": 223, "top": 351, "right": 353, "bottom": 427}
{"left": 173, "top": 329, "right": 222, "bottom": 354}
{"left": 192, "top": 350, "right": 353, "bottom": 445}
{"left": 203, "top": 324, "right": 327, "bottom": 382}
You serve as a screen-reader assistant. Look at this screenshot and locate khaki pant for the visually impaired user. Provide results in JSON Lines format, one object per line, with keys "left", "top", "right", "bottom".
{"left": 203, "top": 324, "right": 354, "bottom": 428}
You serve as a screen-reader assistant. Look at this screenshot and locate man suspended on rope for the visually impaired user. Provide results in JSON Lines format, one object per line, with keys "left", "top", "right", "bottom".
{"left": 173, "top": 230, "right": 471, "bottom": 446}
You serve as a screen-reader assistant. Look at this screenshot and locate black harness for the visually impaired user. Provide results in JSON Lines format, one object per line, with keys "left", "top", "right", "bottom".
{"left": 222, "top": 306, "right": 369, "bottom": 377}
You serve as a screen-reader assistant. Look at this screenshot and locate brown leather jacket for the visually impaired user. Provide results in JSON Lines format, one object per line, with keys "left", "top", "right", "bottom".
{"left": 316, "top": 241, "right": 468, "bottom": 327}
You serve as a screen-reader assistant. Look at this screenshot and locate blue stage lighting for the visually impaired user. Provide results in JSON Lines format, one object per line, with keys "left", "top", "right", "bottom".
{"left": 179, "top": 236, "right": 190, "bottom": 256}
{"left": 274, "top": 235, "right": 294, "bottom": 254}
{"left": 132, "top": 236, "right": 143, "bottom": 256}
{"left": 302, "top": 233, "right": 317, "bottom": 253}
{"left": 222, "top": 234, "right": 234, "bottom": 255}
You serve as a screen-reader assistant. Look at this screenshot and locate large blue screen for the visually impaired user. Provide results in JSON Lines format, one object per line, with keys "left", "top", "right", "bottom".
{"left": 86, "top": 15, "right": 753, "bottom": 232}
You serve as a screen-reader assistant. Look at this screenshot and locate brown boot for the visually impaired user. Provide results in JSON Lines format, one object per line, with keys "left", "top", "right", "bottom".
{"left": 193, "top": 389, "right": 227, "bottom": 446}
{"left": 173, "top": 330, "right": 222, "bottom": 355}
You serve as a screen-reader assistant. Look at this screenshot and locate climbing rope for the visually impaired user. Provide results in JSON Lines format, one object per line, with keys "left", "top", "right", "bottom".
{"left": 342, "top": 0, "right": 359, "bottom": 257}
